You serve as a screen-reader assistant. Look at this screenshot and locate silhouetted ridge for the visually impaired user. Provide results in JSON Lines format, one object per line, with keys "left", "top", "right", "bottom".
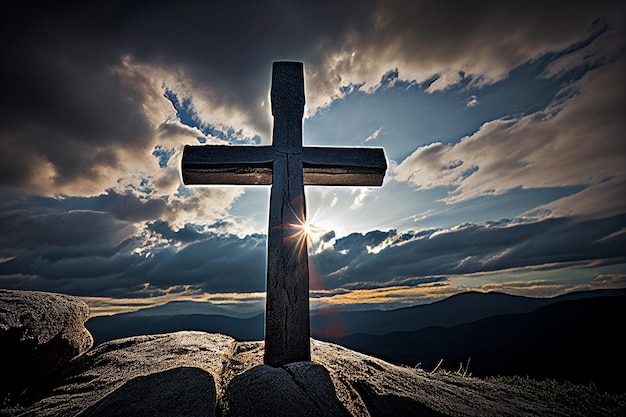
{"left": 87, "top": 313, "right": 263, "bottom": 345}
{"left": 334, "top": 295, "right": 626, "bottom": 394}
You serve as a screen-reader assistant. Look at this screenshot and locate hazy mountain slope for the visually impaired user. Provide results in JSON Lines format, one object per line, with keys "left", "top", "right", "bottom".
{"left": 109, "top": 300, "right": 260, "bottom": 319}
{"left": 330, "top": 295, "right": 626, "bottom": 394}
{"left": 90, "top": 290, "right": 543, "bottom": 344}
{"left": 311, "top": 288, "right": 626, "bottom": 337}
{"left": 86, "top": 313, "right": 264, "bottom": 345}
{"left": 87, "top": 288, "right": 626, "bottom": 345}
{"left": 312, "top": 291, "right": 547, "bottom": 337}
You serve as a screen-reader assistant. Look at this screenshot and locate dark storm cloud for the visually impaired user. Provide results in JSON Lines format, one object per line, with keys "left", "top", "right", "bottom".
{"left": 96, "top": 191, "right": 169, "bottom": 222}
{"left": 1, "top": 0, "right": 621, "bottom": 195}
{"left": 0, "top": 190, "right": 266, "bottom": 296}
{"left": 0, "top": 189, "right": 168, "bottom": 222}
{"left": 143, "top": 232, "right": 267, "bottom": 293}
{"left": 0, "top": 216, "right": 266, "bottom": 297}
{"left": 1, "top": 1, "right": 624, "bottom": 303}
{"left": 0, "top": 4, "right": 157, "bottom": 194}
{"left": 148, "top": 220, "right": 206, "bottom": 243}
{"left": 312, "top": 215, "right": 626, "bottom": 288}
{"left": 0, "top": 208, "right": 134, "bottom": 255}
{"left": 2, "top": 185, "right": 624, "bottom": 297}
{"left": 0, "top": 199, "right": 140, "bottom": 294}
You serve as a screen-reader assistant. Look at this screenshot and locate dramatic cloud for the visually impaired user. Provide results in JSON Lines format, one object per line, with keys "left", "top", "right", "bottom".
{"left": 2, "top": 1, "right": 623, "bottom": 198}
{"left": 312, "top": 215, "right": 626, "bottom": 289}
{"left": 1, "top": 1, "right": 624, "bottom": 314}
{"left": 0, "top": 202, "right": 266, "bottom": 297}
{"left": 306, "top": 0, "right": 623, "bottom": 105}
{"left": 394, "top": 36, "right": 625, "bottom": 218}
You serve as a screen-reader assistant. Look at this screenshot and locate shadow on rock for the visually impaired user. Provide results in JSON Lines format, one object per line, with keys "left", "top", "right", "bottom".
{"left": 77, "top": 366, "right": 216, "bottom": 417}
{"left": 221, "top": 362, "right": 351, "bottom": 417}
{"left": 353, "top": 380, "right": 448, "bottom": 417}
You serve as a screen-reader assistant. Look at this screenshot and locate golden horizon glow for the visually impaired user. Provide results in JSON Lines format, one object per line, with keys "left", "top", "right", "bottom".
{"left": 82, "top": 289, "right": 266, "bottom": 318}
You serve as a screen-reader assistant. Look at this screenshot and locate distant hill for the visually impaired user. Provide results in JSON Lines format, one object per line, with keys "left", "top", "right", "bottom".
{"left": 87, "top": 288, "right": 626, "bottom": 344}
{"left": 327, "top": 295, "right": 626, "bottom": 394}
{"left": 112, "top": 299, "right": 260, "bottom": 319}
{"left": 86, "top": 288, "right": 626, "bottom": 393}
{"left": 311, "top": 288, "right": 626, "bottom": 337}
{"left": 87, "top": 313, "right": 264, "bottom": 345}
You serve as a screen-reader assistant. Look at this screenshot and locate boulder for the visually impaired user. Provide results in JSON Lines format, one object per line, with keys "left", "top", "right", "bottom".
{"left": 17, "top": 332, "right": 233, "bottom": 417}
{"left": 221, "top": 362, "right": 351, "bottom": 417}
{"left": 0, "top": 289, "right": 93, "bottom": 398}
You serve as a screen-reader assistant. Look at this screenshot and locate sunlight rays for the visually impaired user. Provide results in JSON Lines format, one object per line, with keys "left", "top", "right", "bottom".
{"left": 282, "top": 200, "right": 330, "bottom": 261}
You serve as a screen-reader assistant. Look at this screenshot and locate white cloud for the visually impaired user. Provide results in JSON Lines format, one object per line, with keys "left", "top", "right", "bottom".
{"left": 305, "top": 1, "right": 623, "bottom": 111}
{"left": 350, "top": 188, "right": 371, "bottom": 209}
{"left": 364, "top": 126, "right": 383, "bottom": 143}
{"left": 526, "top": 175, "right": 626, "bottom": 220}
{"left": 394, "top": 53, "right": 626, "bottom": 218}
{"left": 466, "top": 95, "right": 479, "bottom": 107}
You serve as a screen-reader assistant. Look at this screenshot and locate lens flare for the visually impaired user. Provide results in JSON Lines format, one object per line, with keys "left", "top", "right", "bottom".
{"left": 282, "top": 201, "right": 329, "bottom": 257}
{"left": 297, "top": 220, "right": 325, "bottom": 240}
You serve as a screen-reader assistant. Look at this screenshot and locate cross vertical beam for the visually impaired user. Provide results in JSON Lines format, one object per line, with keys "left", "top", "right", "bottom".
{"left": 265, "top": 62, "right": 310, "bottom": 366}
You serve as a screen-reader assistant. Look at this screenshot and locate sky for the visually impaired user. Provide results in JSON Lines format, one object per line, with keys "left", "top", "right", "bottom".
{"left": 1, "top": 1, "right": 624, "bottom": 318}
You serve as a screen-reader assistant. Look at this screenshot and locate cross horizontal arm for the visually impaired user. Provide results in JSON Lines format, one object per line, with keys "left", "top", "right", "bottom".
{"left": 303, "top": 147, "right": 387, "bottom": 186}
{"left": 182, "top": 145, "right": 275, "bottom": 185}
{"left": 182, "top": 145, "right": 388, "bottom": 187}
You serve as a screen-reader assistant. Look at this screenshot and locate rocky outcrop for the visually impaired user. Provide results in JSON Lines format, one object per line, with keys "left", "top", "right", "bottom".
{"left": 1, "top": 289, "right": 624, "bottom": 416}
{"left": 8, "top": 332, "right": 625, "bottom": 417}
{"left": 0, "top": 289, "right": 93, "bottom": 400}
{"left": 18, "top": 332, "right": 232, "bottom": 417}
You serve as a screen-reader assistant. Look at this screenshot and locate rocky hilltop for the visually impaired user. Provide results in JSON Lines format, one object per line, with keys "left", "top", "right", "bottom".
{"left": 1, "top": 289, "right": 624, "bottom": 417}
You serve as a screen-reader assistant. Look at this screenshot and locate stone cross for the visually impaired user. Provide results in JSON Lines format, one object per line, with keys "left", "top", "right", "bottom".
{"left": 182, "top": 61, "right": 386, "bottom": 367}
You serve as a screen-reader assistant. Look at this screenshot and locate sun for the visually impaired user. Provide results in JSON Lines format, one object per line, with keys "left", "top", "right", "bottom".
{"left": 299, "top": 220, "right": 326, "bottom": 241}
{"left": 282, "top": 201, "right": 330, "bottom": 256}
{"left": 285, "top": 217, "right": 328, "bottom": 253}
{"left": 302, "top": 221, "right": 312, "bottom": 236}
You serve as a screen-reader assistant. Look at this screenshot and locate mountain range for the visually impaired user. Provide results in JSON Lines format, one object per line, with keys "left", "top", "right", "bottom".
{"left": 86, "top": 288, "right": 626, "bottom": 393}
{"left": 5, "top": 288, "right": 625, "bottom": 416}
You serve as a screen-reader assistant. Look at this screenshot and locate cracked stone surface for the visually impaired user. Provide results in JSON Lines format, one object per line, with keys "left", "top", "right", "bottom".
{"left": 9, "top": 332, "right": 624, "bottom": 416}
{"left": 14, "top": 331, "right": 232, "bottom": 417}
{"left": 220, "top": 362, "right": 351, "bottom": 417}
